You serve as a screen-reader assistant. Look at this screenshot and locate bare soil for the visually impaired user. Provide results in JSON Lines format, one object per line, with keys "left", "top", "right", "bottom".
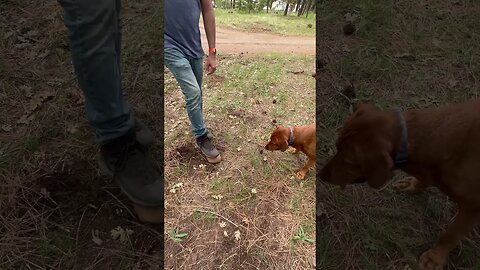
{"left": 200, "top": 25, "right": 315, "bottom": 55}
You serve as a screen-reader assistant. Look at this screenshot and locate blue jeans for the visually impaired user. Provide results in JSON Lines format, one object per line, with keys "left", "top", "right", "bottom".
{"left": 58, "top": 0, "right": 134, "bottom": 145}
{"left": 164, "top": 47, "right": 207, "bottom": 138}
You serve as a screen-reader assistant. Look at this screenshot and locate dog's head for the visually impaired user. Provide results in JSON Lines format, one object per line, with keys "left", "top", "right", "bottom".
{"left": 265, "top": 125, "right": 290, "bottom": 152}
{"left": 320, "top": 103, "right": 397, "bottom": 189}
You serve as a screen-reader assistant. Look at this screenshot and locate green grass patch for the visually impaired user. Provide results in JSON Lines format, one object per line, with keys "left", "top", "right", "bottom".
{"left": 192, "top": 210, "right": 217, "bottom": 222}
{"left": 214, "top": 8, "right": 315, "bottom": 36}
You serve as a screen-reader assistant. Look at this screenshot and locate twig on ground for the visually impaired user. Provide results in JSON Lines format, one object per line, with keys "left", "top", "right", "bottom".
{"left": 101, "top": 188, "right": 136, "bottom": 219}
{"left": 195, "top": 209, "right": 247, "bottom": 230}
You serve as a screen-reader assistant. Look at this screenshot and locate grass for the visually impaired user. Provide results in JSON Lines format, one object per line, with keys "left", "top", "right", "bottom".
{"left": 164, "top": 53, "right": 315, "bottom": 269}
{"left": 214, "top": 8, "right": 315, "bottom": 36}
{"left": 317, "top": 0, "right": 480, "bottom": 269}
{"left": 0, "top": 0, "right": 163, "bottom": 269}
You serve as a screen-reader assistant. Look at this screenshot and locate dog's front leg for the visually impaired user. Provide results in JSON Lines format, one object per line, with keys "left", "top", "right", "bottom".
{"left": 419, "top": 208, "right": 480, "bottom": 270}
{"left": 296, "top": 157, "right": 316, "bottom": 180}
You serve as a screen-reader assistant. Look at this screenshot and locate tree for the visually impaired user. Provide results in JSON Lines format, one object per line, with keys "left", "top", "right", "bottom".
{"left": 283, "top": 1, "right": 290, "bottom": 16}
{"left": 295, "top": 0, "right": 301, "bottom": 12}
{"left": 284, "top": 0, "right": 297, "bottom": 16}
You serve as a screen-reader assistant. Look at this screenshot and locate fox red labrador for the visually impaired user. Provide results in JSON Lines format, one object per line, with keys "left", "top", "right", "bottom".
{"left": 320, "top": 100, "right": 480, "bottom": 269}
{"left": 265, "top": 123, "right": 316, "bottom": 180}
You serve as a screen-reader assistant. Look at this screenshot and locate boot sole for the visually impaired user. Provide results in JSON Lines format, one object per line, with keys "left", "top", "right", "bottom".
{"left": 206, "top": 154, "right": 222, "bottom": 164}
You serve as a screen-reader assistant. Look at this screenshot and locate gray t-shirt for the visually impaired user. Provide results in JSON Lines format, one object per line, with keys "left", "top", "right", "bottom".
{"left": 164, "top": 0, "right": 204, "bottom": 59}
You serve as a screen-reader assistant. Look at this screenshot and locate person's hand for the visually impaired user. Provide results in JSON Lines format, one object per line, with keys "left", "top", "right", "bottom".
{"left": 205, "top": 54, "right": 216, "bottom": 75}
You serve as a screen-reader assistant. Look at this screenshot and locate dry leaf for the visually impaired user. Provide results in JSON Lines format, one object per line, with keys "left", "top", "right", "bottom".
{"left": 223, "top": 231, "right": 228, "bottom": 237}
{"left": 66, "top": 123, "right": 79, "bottom": 134}
{"left": 92, "top": 230, "right": 103, "bottom": 246}
{"left": 172, "top": 182, "right": 184, "bottom": 188}
{"left": 234, "top": 230, "right": 241, "bottom": 241}
{"left": 251, "top": 188, "right": 257, "bottom": 194}
{"left": 1, "top": 125, "right": 12, "bottom": 132}
{"left": 219, "top": 221, "right": 227, "bottom": 228}
{"left": 448, "top": 79, "right": 458, "bottom": 87}
{"left": 110, "top": 226, "right": 133, "bottom": 244}
{"left": 212, "top": 194, "right": 224, "bottom": 200}
{"left": 20, "top": 85, "right": 33, "bottom": 98}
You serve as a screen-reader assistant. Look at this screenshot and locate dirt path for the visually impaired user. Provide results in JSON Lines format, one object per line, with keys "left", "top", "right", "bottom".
{"left": 200, "top": 25, "right": 315, "bottom": 55}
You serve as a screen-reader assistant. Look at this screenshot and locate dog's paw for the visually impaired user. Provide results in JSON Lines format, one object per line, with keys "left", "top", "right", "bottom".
{"left": 419, "top": 249, "right": 447, "bottom": 270}
{"left": 296, "top": 171, "right": 306, "bottom": 180}
{"left": 392, "top": 177, "right": 421, "bottom": 193}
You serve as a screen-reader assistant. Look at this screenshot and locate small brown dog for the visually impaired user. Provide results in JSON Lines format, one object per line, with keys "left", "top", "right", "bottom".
{"left": 320, "top": 101, "right": 480, "bottom": 270}
{"left": 265, "top": 123, "right": 316, "bottom": 179}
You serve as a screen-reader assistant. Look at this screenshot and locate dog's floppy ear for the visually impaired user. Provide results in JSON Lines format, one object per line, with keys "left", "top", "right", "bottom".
{"left": 273, "top": 126, "right": 289, "bottom": 151}
{"left": 358, "top": 140, "right": 394, "bottom": 189}
{"left": 279, "top": 138, "right": 289, "bottom": 151}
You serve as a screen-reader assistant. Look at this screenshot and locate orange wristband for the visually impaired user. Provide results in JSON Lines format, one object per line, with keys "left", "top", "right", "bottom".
{"left": 209, "top": 48, "right": 216, "bottom": 54}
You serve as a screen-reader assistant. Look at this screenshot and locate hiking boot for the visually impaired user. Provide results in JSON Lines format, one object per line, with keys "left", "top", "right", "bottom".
{"left": 134, "top": 118, "right": 154, "bottom": 146}
{"left": 97, "top": 129, "right": 163, "bottom": 217}
{"left": 206, "top": 129, "right": 213, "bottom": 140}
{"left": 196, "top": 133, "right": 221, "bottom": 164}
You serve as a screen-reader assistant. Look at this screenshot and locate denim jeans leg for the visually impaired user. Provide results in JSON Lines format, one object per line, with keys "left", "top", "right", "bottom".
{"left": 190, "top": 56, "right": 204, "bottom": 121}
{"left": 58, "top": 0, "right": 134, "bottom": 145}
{"left": 164, "top": 48, "right": 206, "bottom": 138}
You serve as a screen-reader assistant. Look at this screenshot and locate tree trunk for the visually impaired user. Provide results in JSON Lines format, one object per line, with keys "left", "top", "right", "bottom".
{"left": 305, "top": 0, "right": 314, "bottom": 17}
{"left": 283, "top": 2, "right": 289, "bottom": 16}
{"left": 266, "top": 0, "right": 270, "bottom": 13}
{"left": 297, "top": 0, "right": 304, "bottom": 15}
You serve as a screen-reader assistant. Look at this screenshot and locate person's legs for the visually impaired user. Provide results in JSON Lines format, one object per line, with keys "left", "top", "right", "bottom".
{"left": 165, "top": 48, "right": 220, "bottom": 162}
{"left": 58, "top": 0, "right": 163, "bottom": 220}
{"left": 165, "top": 48, "right": 207, "bottom": 138}
{"left": 58, "top": 0, "right": 133, "bottom": 144}
{"left": 189, "top": 56, "right": 213, "bottom": 139}
{"left": 190, "top": 56, "right": 204, "bottom": 117}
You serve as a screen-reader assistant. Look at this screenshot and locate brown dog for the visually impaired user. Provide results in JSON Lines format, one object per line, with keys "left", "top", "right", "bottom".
{"left": 320, "top": 101, "right": 480, "bottom": 269}
{"left": 265, "top": 123, "right": 316, "bottom": 179}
